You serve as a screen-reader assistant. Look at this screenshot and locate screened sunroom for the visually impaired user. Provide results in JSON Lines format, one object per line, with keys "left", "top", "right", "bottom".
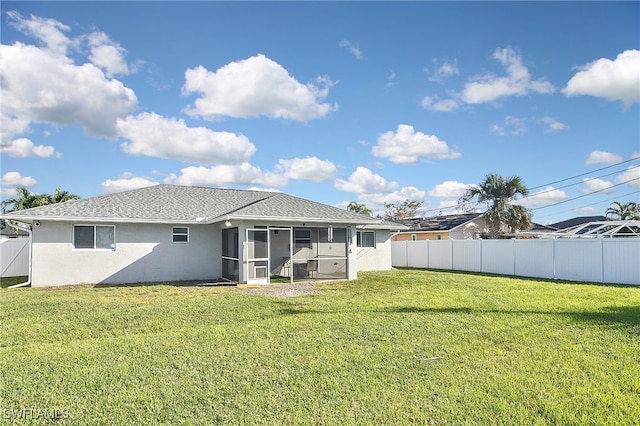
{"left": 221, "top": 225, "right": 352, "bottom": 285}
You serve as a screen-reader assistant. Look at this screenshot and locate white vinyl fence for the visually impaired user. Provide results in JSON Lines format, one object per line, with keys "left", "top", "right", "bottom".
{"left": 1, "top": 238, "right": 30, "bottom": 278}
{"left": 392, "top": 239, "right": 640, "bottom": 285}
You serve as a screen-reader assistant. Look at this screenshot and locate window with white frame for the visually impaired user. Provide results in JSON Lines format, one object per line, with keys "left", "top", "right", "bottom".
{"left": 172, "top": 227, "right": 189, "bottom": 243}
{"left": 74, "top": 225, "right": 115, "bottom": 250}
{"left": 357, "top": 231, "right": 376, "bottom": 248}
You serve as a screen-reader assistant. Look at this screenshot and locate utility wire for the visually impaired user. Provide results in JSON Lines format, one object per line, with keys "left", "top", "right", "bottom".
{"left": 533, "top": 189, "right": 640, "bottom": 221}
{"left": 528, "top": 157, "right": 639, "bottom": 191}
{"left": 523, "top": 164, "right": 639, "bottom": 198}
{"left": 416, "top": 158, "right": 639, "bottom": 216}
{"left": 530, "top": 177, "right": 640, "bottom": 210}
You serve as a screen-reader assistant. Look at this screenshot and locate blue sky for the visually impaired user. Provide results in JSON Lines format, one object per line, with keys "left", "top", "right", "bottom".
{"left": 1, "top": 1, "right": 638, "bottom": 224}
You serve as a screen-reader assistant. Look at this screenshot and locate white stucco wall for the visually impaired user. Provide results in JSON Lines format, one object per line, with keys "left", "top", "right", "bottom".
{"left": 31, "top": 221, "right": 221, "bottom": 287}
{"left": 356, "top": 229, "right": 392, "bottom": 271}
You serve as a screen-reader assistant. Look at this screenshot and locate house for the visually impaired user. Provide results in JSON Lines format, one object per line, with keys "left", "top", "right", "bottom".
{"left": 0, "top": 185, "right": 404, "bottom": 288}
{"left": 549, "top": 216, "right": 607, "bottom": 230}
{"left": 392, "top": 213, "right": 488, "bottom": 241}
{"left": 0, "top": 226, "right": 30, "bottom": 239}
{"left": 393, "top": 212, "right": 557, "bottom": 240}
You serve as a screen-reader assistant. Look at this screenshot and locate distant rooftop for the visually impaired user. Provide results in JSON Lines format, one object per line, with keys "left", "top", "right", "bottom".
{"left": 397, "top": 213, "right": 483, "bottom": 232}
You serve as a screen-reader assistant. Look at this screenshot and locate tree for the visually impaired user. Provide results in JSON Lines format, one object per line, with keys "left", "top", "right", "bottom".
{"left": 459, "top": 173, "right": 532, "bottom": 238}
{"left": 383, "top": 199, "right": 423, "bottom": 220}
{"left": 347, "top": 201, "right": 372, "bottom": 216}
{"left": 1, "top": 187, "right": 80, "bottom": 230}
{"left": 605, "top": 201, "right": 640, "bottom": 220}
{"left": 1, "top": 187, "right": 51, "bottom": 213}
{"left": 50, "top": 187, "right": 80, "bottom": 204}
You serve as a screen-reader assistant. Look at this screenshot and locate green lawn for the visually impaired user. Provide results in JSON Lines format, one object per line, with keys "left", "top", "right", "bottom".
{"left": 1, "top": 270, "right": 639, "bottom": 425}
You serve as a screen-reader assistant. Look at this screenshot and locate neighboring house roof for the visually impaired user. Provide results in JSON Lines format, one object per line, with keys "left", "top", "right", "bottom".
{"left": 0, "top": 226, "right": 29, "bottom": 238}
{"left": 549, "top": 216, "right": 607, "bottom": 230}
{"left": 530, "top": 222, "right": 558, "bottom": 232}
{"left": 396, "top": 213, "right": 484, "bottom": 232}
{"left": 1, "top": 184, "right": 382, "bottom": 226}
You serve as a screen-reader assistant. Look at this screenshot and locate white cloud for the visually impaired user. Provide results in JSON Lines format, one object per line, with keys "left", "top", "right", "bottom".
{"left": 7, "top": 11, "right": 71, "bottom": 56}
{"left": 427, "top": 180, "right": 469, "bottom": 201}
{"left": 563, "top": 49, "right": 640, "bottom": 107}
{"left": 574, "top": 206, "right": 599, "bottom": 215}
{"left": 582, "top": 178, "right": 615, "bottom": 194}
{"left": 585, "top": 150, "right": 623, "bottom": 166}
{"left": 1, "top": 138, "right": 57, "bottom": 158}
{"left": 276, "top": 157, "right": 337, "bottom": 182}
{"left": 425, "top": 59, "right": 459, "bottom": 82}
{"left": 420, "top": 96, "right": 461, "bottom": 112}
{"left": 0, "top": 42, "right": 137, "bottom": 137}
{"left": 0, "top": 171, "right": 37, "bottom": 187}
{"left": 101, "top": 174, "right": 159, "bottom": 194}
{"left": 615, "top": 165, "right": 640, "bottom": 188}
{"left": 334, "top": 167, "right": 398, "bottom": 194}
{"left": 385, "top": 71, "right": 397, "bottom": 89}
{"left": 117, "top": 113, "right": 256, "bottom": 165}
{"left": 166, "top": 163, "right": 287, "bottom": 188}
{"left": 461, "top": 47, "right": 555, "bottom": 104}
{"left": 339, "top": 39, "right": 363, "bottom": 60}
{"left": 518, "top": 186, "right": 569, "bottom": 207}
{"left": 491, "top": 116, "right": 527, "bottom": 136}
{"left": 541, "top": 116, "right": 567, "bottom": 132}
{"left": 0, "top": 113, "right": 58, "bottom": 158}
{"left": 86, "top": 31, "right": 130, "bottom": 77}
{"left": 372, "top": 124, "right": 460, "bottom": 164}
{"left": 182, "top": 54, "right": 336, "bottom": 121}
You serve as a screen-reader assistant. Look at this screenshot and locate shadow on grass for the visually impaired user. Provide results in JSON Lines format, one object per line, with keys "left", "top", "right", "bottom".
{"left": 395, "top": 267, "right": 640, "bottom": 288}
{"left": 92, "top": 279, "right": 237, "bottom": 289}
{"left": 384, "top": 305, "right": 640, "bottom": 330}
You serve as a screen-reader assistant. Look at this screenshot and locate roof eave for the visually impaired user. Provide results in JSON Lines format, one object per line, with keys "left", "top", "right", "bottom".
{"left": 0, "top": 215, "right": 201, "bottom": 225}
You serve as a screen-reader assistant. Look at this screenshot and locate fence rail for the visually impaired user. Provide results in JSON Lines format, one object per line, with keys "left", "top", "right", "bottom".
{"left": 391, "top": 239, "right": 640, "bottom": 285}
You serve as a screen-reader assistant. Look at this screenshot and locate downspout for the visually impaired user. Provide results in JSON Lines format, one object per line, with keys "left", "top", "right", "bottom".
{"left": 7, "top": 221, "right": 32, "bottom": 289}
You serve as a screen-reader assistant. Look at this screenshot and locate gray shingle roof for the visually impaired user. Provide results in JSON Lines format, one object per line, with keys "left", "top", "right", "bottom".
{"left": 397, "top": 213, "right": 483, "bottom": 232}
{"left": 2, "top": 184, "right": 380, "bottom": 225}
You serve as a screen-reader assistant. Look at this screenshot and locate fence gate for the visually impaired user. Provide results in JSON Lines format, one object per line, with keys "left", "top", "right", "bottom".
{"left": 1, "top": 238, "right": 30, "bottom": 278}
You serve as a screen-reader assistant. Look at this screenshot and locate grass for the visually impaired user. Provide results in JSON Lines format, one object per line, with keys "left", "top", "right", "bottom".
{"left": 1, "top": 270, "right": 639, "bottom": 425}
{"left": 0, "top": 276, "right": 28, "bottom": 289}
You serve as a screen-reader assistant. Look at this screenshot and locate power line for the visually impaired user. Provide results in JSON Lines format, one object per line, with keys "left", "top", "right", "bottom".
{"left": 415, "top": 158, "right": 639, "bottom": 217}
{"left": 533, "top": 190, "right": 640, "bottom": 221}
{"left": 524, "top": 164, "right": 639, "bottom": 198}
{"left": 528, "top": 157, "right": 639, "bottom": 191}
{"left": 530, "top": 177, "right": 640, "bottom": 210}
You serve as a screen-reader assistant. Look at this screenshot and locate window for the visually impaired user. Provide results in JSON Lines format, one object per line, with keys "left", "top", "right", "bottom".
{"left": 172, "top": 227, "right": 189, "bottom": 243}
{"left": 294, "top": 229, "right": 311, "bottom": 248}
{"left": 74, "top": 225, "right": 115, "bottom": 250}
{"left": 357, "top": 231, "right": 376, "bottom": 248}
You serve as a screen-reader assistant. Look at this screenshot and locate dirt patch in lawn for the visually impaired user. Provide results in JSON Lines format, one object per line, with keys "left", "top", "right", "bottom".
{"left": 238, "top": 282, "right": 320, "bottom": 298}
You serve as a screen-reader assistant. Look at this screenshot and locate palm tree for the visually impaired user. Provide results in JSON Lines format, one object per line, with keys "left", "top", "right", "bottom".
{"left": 1, "top": 187, "right": 51, "bottom": 213}
{"left": 1, "top": 187, "right": 80, "bottom": 231}
{"left": 460, "top": 173, "right": 532, "bottom": 238}
{"left": 347, "top": 201, "right": 372, "bottom": 216}
{"left": 605, "top": 201, "right": 640, "bottom": 220}
{"left": 50, "top": 187, "right": 79, "bottom": 204}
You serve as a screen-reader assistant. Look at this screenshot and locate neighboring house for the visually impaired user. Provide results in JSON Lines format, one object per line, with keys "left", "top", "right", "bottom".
{"left": 393, "top": 213, "right": 488, "bottom": 241}
{"left": 0, "top": 226, "right": 29, "bottom": 239}
{"left": 549, "top": 216, "right": 607, "bottom": 230}
{"left": 393, "top": 212, "right": 556, "bottom": 240}
{"left": 0, "top": 185, "right": 404, "bottom": 288}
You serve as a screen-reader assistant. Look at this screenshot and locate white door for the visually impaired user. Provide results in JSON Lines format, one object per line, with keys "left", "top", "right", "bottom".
{"left": 246, "top": 229, "right": 269, "bottom": 285}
